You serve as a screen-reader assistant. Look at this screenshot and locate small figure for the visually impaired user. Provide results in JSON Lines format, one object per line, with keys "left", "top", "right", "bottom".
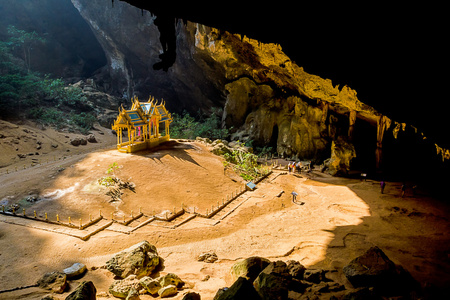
{"left": 380, "top": 181, "right": 386, "bottom": 194}
{"left": 288, "top": 163, "right": 292, "bottom": 174}
{"left": 291, "top": 191, "right": 298, "bottom": 202}
{"left": 401, "top": 183, "right": 406, "bottom": 198}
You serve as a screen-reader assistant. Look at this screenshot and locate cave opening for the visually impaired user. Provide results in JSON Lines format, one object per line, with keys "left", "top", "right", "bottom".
{"left": 351, "top": 118, "right": 377, "bottom": 174}
{"left": 269, "top": 124, "right": 279, "bottom": 152}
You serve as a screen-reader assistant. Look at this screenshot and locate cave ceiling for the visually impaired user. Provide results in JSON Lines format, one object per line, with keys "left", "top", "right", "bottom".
{"left": 116, "top": 1, "right": 449, "bottom": 147}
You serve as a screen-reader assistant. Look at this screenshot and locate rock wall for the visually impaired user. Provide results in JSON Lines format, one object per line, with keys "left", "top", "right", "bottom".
{"left": 0, "top": 0, "right": 106, "bottom": 80}
{"left": 71, "top": 1, "right": 449, "bottom": 176}
{"left": 71, "top": 0, "right": 228, "bottom": 113}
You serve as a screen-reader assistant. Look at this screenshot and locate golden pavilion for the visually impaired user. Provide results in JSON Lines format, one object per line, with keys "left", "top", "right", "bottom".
{"left": 112, "top": 96, "right": 172, "bottom": 153}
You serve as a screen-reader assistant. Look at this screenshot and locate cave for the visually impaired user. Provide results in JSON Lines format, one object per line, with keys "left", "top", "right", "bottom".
{"left": 268, "top": 124, "right": 279, "bottom": 152}
{"left": 351, "top": 119, "right": 377, "bottom": 174}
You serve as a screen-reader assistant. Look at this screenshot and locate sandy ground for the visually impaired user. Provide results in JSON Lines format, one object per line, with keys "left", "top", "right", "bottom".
{"left": 0, "top": 121, "right": 450, "bottom": 299}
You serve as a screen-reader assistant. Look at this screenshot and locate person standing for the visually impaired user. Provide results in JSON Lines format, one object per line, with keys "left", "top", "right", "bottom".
{"left": 380, "top": 181, "right": 386, "bottom": 194}
{"left": 401, "top": 183, "right": 406, "bottom": 198}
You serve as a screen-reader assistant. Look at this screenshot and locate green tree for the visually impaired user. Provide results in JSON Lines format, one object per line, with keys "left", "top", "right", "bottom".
{"left": 6, "top": 25, "right": 45, "bottom": 73}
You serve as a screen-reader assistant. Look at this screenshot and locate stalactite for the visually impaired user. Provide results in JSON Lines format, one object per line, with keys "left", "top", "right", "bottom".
{"left": 375, "top": 115, "right": 391, "bottom": 170}
{"left": 435, "top": 144, "right": 450, "bottom": 161}
{"left": 348, "top": 110, "right": 357, "bottom": 139}
{"left": 321, "top": 101, "right": 329, "bottom": 124}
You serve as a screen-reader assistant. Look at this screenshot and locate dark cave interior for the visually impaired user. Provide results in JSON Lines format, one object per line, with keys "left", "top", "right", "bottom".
{"left": 118, "top": 1, "right": 449, "bottom": 149}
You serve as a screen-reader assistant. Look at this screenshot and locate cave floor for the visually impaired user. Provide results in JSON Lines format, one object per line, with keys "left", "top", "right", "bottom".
{"left": 0, "top": 137, "right": 449, "bottom": 299}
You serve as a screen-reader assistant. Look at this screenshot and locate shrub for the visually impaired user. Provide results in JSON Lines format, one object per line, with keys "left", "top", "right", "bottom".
{"left": 170, "top": 109, "right": 229, "bottom": 140}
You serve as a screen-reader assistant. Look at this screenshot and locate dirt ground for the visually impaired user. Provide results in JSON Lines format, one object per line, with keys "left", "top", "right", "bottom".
{"left": 0, "top": 121, "right": 450, "bottom": 299}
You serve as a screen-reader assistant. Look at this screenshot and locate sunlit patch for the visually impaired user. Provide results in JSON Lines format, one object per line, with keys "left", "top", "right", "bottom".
{"left": 41, "top": 182, "right": 79, "bottom": 200}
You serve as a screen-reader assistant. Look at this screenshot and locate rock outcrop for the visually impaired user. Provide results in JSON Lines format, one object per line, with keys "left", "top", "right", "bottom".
{"left": 215, "top": 250, "right": 420, "bottom": 300}
{"left": 63, "top": 263, "right": 87, "bottom": 279}
{"left": 70, "top": 0, "right": 449, "bottom": 176}
{"left": 343, "top": 246, "right": 419, "bottom": 296}
{"left": 37, "top": 272, "right": 67, "bottom": 294}
{"left": 105, "top": 241, "right": 160, "bottom": 279}
{"left": 65, "top": 281, "right": 96, "bottom": 300}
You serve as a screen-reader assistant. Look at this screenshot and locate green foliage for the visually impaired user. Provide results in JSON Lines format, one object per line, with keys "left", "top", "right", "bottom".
{"left": 170, "top": 108, "right": 229, "bottom": 140}
{"left": 223, "top": 149, "right": 271, "bottom": 181}
{"left": 98, "top": 163, "right": 120, "bottom": 187}
{"left": 6, "top": 25, "right": 45, "bottom": 72}
{"left": 255, "top": 146, "right": 275, "bottom": 157}
{"left": 106, "top": 162, "right": 120, "bottom": 175}
{"left": 0, "top": 26, "right": 96, "bottom": 134}
{"left": 97, "top": 176, "right": 116, "bottom": 187}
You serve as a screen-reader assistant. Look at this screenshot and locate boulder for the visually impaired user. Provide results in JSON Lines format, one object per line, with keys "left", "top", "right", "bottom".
{"left": 197, "top": 251, "right": 218, "bottom": 263}
{"left": 303, "top": 269, "right": 325, "bottom": 284}
{"left": 343, "top": 246, "right": 419, "bottom": 295}
{"left": 65, "top": 281, "right": 96, "bottom": 300}
{"left": 286, "top": 260, "right": 306, "bottom": 280}
{"left": 125, "top": 287, "right": 140, "bottom": 300}
{"left": 63, "top": 262, "right": 87, "bottom": 279}
{"left": 139, "top": 276, "right": 161, "bottom": 295}
{"left": 106, "top": 241, "right": 160, "bottom": 278}
{"left": 231, "top": 256, "right": 271, "bottom": 282}
{"left": 253, "top": 261, "right": 291, "bottom": 300}
{"left": 159, "top": 273, "right": 184, "bottom": 288}
{"left": 87, "top": 134, "right": 97, "bottom": 143}
{"left": 158, "top": 284, "right": 178, "bottom": 298}
{"left": 70, "top": 137, "right": 82, "bottom": 146}
{"left": 109, "top": 275, "right": 141, "bottom": 299}
{"left": 211, "top": 143, "right": 232, "bottom": 156}
{"left": 213, "top": 277, "right": 261, "bottom": 300}
{"left": 80, "top": 138, "right": 87, "bottom": 145}
{"left": 182, "top": 291, "right": 201, "bottom": 300}
{"left": 37, "top": 271, "right": 67, "bottom": 294}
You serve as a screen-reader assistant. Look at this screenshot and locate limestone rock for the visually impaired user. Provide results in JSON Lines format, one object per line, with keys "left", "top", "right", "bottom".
{"left": 286, "top": 260, "right": 306, "bottom": 280}
{"left": 211, "top": 143, "right": 232, "bottom": 156}
{"left": 213, "top": 277, "right": 261, "bottom": 300}
{"left": 327, "top": 136, "right": 356, "bottom": 176}
{"left": 231, "top": 256, "right": 271, "bottom": 282}
{"left": 158, "top": 284, "right": 178, "bottom": 298}
{"left": 159, "top": 273, "right": 184, "bottom": 288}
{"left": 182, "top": 291, "right": 201, "bottom": 300}
{"left": 139, "top": 276, "right": 161, "bottom": 295}
{"left": 41, "top": 295, "right": 58, "bottom": 300}
{"left": 253, "top": 261, "right": 291, "bottom": 300}
{"left": 105, "top": 241, "right": 160, "bottom": 278}
{"left": 197, "top": 251, "right": 218, "bottom": 263}
{"left": 125, "top": 287, "right": 140, "bottom": 300}
{"left": 343, "top": 246, "right": 419, "bottom": 295}
{"left": 65, "top": 281, "right": 96, "bottom": 300}
{"left": 87, "top": 134, "right": 97, "bottom": 143}
{"left": 303, "top": 269, "right": 325, "bottom": 284}
{"left": 63, "top": 262, "right": 87, "bottom": 279}
{"left": 70, "top": 137, "right": 82, "bottom": 146}
{"left": 37, "top": 271, "right": 67, "bottom": 294}
{"left": 109, "top": 275, "right": 141, "bottom": 299}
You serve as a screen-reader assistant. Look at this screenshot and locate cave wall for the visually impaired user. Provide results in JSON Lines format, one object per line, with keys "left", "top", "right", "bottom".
{"left": 70, "top": 0, "right": 381, "bottom": 163}
{"left": 71, "top": 0, "right": 228, "bottom": 113}
{"left": 0, "top": 0, "right": 106, "bottom": 80}
{"left": 69, "top": 0, "right": 450, "bottom": 178}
